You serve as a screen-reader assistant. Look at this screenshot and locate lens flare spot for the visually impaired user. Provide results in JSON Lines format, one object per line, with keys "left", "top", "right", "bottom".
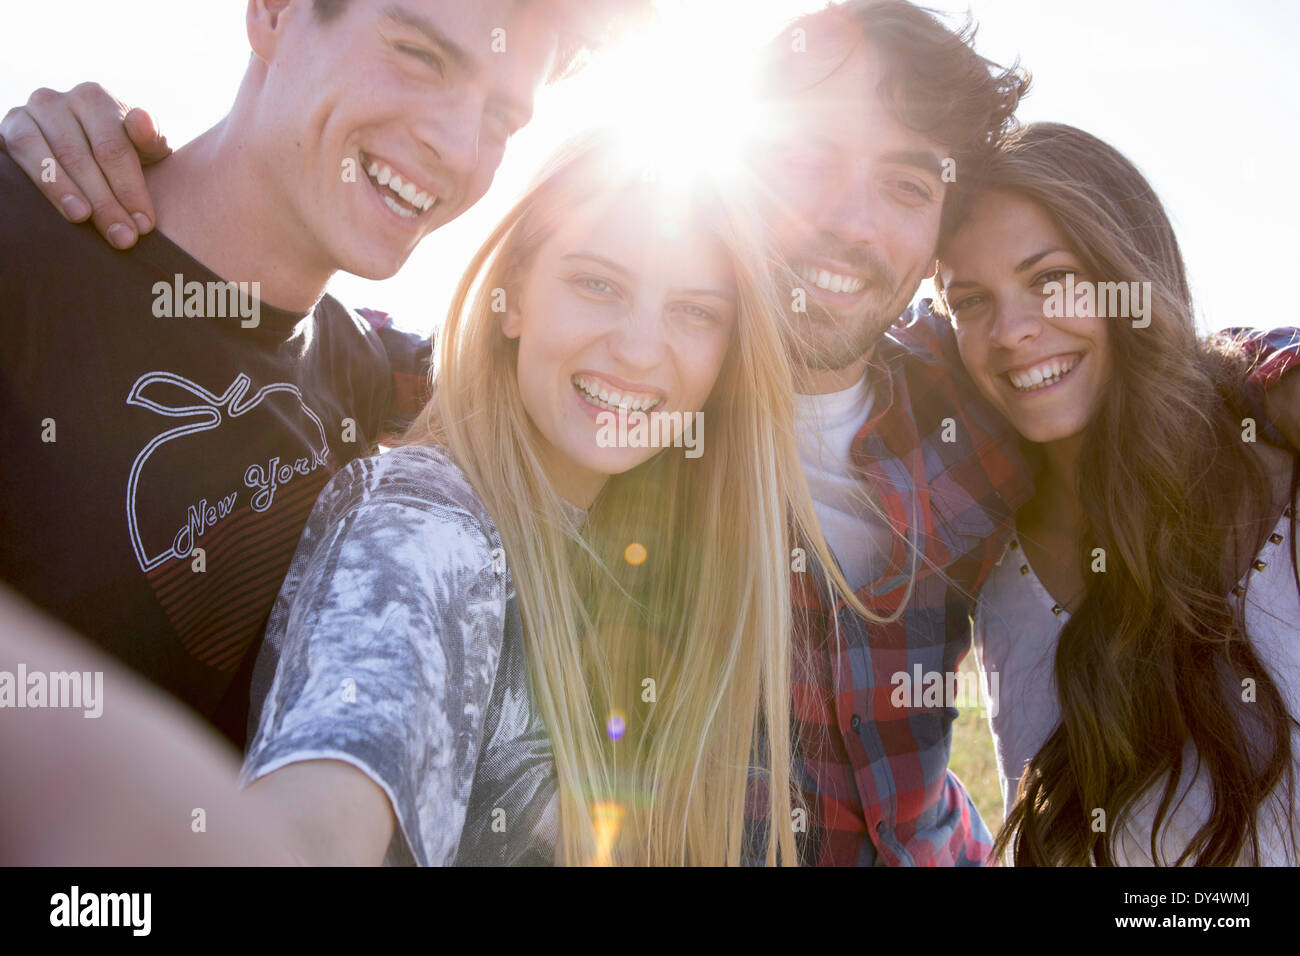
{"left": 606, "top": 709, "right": 627, "bottom": 741}
{"left": 591, "top": 801, "right": 626, "bottom": 867}
{"left": 624, "top": 542, "right": 647, "bottom": 565}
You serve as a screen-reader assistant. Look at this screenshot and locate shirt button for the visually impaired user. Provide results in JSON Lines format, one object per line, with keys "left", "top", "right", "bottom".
{"left": 850, "top": 714, "right": 861, "bottom": 730}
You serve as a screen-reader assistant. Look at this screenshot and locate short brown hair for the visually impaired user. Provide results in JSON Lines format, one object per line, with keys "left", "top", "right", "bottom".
{"left": 766, "top": 0, "right": 1030, "bottom": 242}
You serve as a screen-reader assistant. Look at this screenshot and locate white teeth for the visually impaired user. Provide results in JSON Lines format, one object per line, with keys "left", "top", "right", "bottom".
{"left": 363, "top": 155, "right": 439, "bottom": 216}
{"left": 795, "top": 263, "right": 866, "bottom": 295}
{"left": 573, "top": 376, "right": 662, "bottom": 413}
{"left": 382, "top": 194, "right": 418, "bottom": 219}
{"left": 1007, "top": 355, "right": 1081, "bottom": 392}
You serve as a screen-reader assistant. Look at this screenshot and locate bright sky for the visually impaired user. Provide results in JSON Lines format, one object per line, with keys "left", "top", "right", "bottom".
{"left": 3, "top": 0, "right": 1297, "bottom": 336}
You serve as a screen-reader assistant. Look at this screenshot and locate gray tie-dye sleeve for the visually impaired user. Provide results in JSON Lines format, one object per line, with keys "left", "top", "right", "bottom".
{"left": 239, "top": 445, "right": 510, "bottom": 866}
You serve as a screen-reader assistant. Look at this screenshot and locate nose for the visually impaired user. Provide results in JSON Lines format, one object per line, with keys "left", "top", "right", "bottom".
{"left": 606, "top": 302, "right": 668, "bottom": 373}
{"left": 819, "top": 166, "right": 881, "bottom": 248}
{"left": 412, "top": 91, "right": 483, "bottom": 180}
{"left": 988, "top": 292, "right": 1043, "bottom": 351}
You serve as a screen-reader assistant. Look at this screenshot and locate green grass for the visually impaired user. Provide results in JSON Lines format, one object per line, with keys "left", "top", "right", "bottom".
{"left": 948, "top": 653, "right": 1004, "bottom": 832}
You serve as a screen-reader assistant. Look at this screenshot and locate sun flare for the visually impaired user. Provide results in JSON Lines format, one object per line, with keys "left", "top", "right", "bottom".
{"left": 535, "top": 1, "right": 784, "bottom": 194}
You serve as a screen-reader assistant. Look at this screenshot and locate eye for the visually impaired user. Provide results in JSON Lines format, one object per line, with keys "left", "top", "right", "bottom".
{"left": 673, "top": 301, "right": 721, "bottom": 324}
{"left": 573, "top": 276, "right": 620, "bottom": 298}
{"left": 1034, "top": 268, "right": 1074, "bottom": 289}
{"left": 947, "top": 293, "right": 988, "bottom": 316}
{"left": 887, "top": 179, "right": 932, "bottom": 203}
{"left": 397, "top": 43, "right": 445, "bottom": 76}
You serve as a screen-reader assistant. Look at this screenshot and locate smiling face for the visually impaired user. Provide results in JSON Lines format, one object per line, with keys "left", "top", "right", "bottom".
{"left": 939, "top": 189, "right": 1114, "bottom": 445}
{"left": 758, "top": 31, "right": 948, "bottom": 386}
{"left": 250, "top": 0, "right": 556, "bottom": 280}
{"left": 502, "top": 187, "right": 738, "bottom": 504}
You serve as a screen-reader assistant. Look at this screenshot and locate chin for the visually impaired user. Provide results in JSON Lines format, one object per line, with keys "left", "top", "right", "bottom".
{"left": 587, "top": 451, "right": 657, "bottom": 477}
{"left": 345, "top": 250, "right": 411, "bottom": 282}
{"left": 329, "top": 227, "right": 417, "bottom": 278}
{"left": 1012, "top": 417, "right": 1088, "bottom": 446}
{"left": 564, "top": 437, "right": 657, "bottom": 476}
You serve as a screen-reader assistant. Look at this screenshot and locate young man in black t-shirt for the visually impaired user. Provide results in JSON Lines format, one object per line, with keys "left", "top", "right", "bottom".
{"left": 0, "top": 0, "right": 587, "bottom": 745}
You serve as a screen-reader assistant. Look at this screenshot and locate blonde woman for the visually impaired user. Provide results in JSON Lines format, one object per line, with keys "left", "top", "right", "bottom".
{"left": 236, "top": 132, "right": 859, "bottom": 866}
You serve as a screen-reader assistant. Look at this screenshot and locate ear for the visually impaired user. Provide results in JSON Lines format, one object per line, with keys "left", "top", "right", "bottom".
{"left": 501, "top": 290, "right": 523, "bottom": 339}
{"left": 247, "top": 0, "right": 299, "bottom": 63}
{"left": 924, "top": 257, "right": 938, "bottom": 281}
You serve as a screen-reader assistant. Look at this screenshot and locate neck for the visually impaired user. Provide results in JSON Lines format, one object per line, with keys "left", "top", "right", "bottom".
{"left": 798, "top": 348, "right": 873, "bottom": 396}
{"left": 538, "top": 446, "right": 607, "bottom": 511}
{"left": 143, "top": 118, "right": 334, "bottom": 314}
{"left": 1032, "top": 432, "right": 1086, "bottom": 531}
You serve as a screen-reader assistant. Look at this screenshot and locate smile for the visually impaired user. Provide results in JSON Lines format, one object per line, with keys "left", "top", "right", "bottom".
{"left": 795, "top": 262, "right": 867, "bottom": 295}
{"left": 1004, "top": 353, "right": 1082, "bottom": 392}
{"left": 572, "top": 374, "right": 664, "bottom": 413}
{"left": 360, "top": 150, "right": 439, "bottom": 220}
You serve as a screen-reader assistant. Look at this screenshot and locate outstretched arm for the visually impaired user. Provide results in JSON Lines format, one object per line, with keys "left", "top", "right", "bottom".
{"left": 0, "top": 586, "right": 295, "bottom": 866}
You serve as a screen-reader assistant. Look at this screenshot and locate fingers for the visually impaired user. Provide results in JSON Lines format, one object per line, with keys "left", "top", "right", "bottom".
{"left": 63, "top": 82, "right": 158, "bottom": 244}
{"left": 4, "top": 83, "right": 151, "bottom": 249}
{"left": 123, "top": 107, "right": 172, "bottom": 165}
{"left": 0, "top": 101, "right": 93, "bottom": 224}
{"left": 66, "top": 86, "right": 161, "bottom": 240}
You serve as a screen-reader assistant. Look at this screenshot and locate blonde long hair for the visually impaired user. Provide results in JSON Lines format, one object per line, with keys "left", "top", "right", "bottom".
{"left": 403, "top": 131, "right": 865, "bottom": 865}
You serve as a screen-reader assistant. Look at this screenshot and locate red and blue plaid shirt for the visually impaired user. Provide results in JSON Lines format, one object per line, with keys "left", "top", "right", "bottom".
{"left": 746, "top": 303, "right": 1300, "bottom": 867}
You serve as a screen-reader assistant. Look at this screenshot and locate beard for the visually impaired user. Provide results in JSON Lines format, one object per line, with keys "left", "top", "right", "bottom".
{"left": 785, "top": 288, "right": 900, "bottom": 371}
{"left": 775, "top": 242, "right": 912, "bottom": 372}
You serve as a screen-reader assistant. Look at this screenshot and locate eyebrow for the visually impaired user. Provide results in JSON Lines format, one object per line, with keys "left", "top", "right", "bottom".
{"left": 944, "top": 248, "right": 1069, "bottom": 290}
{"left": 561, "top": 252, "right": 735, "bottom": 300}
{"left": 880, "top": 149, "right": 945, "bottom": 177}
{"left": 563, "top": 252, "right": 631, "bottom": 277}
{"left": 1015, "top": 248, "right": 1065, "bottom": 272}
{"left": 383, "top": 4, "right": 477, "bottom": 75}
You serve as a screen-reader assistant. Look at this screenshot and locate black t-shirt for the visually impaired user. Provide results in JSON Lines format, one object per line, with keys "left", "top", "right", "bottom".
{"left": 0, "top": 153, "right": 393, "bottom": 745}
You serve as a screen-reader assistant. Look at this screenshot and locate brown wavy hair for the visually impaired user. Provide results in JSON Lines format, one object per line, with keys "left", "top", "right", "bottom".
{"left": 937, "top": 122, "right": 1299, "bottom": 865}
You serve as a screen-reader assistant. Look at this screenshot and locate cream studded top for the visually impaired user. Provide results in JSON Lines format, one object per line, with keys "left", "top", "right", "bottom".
{"left": 972, "top": 497, "right": 1300, "bottom": 865}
